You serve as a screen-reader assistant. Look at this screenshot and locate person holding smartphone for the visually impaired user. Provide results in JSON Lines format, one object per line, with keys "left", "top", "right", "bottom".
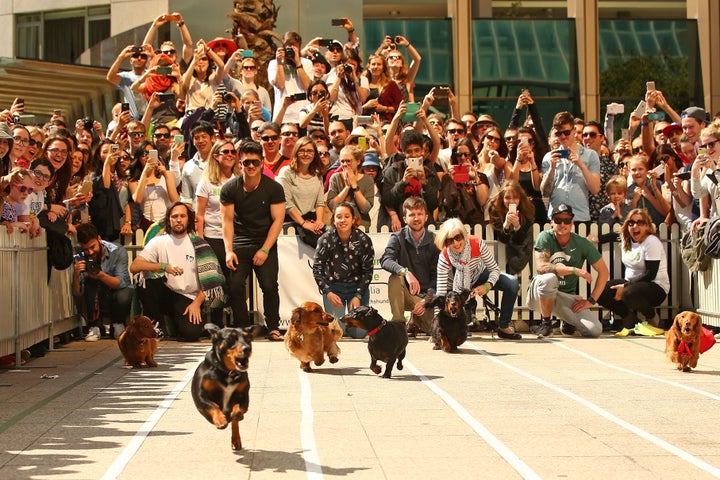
{"left": 690, "top": 124, "right": 720, "bottom": 230}
{"left": 487, "top": 180, "right": 535, "bottom": 274}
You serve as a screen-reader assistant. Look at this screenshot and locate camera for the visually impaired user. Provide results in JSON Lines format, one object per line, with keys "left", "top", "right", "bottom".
{"left": 132, "top": 46, "right": 144, "bottom": 55}
{"left": 86, "top": 258, "right": 101, "bottom": 275}
{"left": 83, "top": 117, "right": 93, "bottom": 131}
{"left": 222, "top": 92, "right": 234, "bottom": 103}
{"left": 342, "top": 63, "right": 353, "bottom": 74}
{"left": 284, "top": 47, "right": 295, "bottom": 59}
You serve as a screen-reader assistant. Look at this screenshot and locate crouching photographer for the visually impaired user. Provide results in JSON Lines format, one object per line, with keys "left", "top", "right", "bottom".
{"left": 72, "top": 223, "right": 132, "bottom": 341}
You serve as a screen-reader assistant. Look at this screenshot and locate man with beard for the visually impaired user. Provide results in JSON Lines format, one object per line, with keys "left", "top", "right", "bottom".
{"left": 151, "top": 123, "right": 173, "bottom": 165}
{"left": 131, "top": 202, "right": 225, "bottom": 341}
{"left": 72, "top": 223, "right": 132, "bottom": 341}
{"left": 380, "top": 196, "right": 439, "bottom": 335}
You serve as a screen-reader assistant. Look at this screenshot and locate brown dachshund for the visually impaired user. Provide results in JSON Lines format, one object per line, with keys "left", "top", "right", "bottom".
{"left": 665, "top": 311, "right": 702, "bottom": 372}
{"left": 118, "top": 315, "right": 158, "bottom": 368}
{"left": 285, "top": 301, "right": 342, "bottom": 372}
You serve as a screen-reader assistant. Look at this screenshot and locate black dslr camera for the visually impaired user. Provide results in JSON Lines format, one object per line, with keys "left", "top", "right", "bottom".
{"left": 284, "top": 47, "right": 295, "bottom": 59}
{"left": 342, "top": 63, "right": 353, "bottom": 74}
{"left": 77, "top": 254, "right": 101, "bottom": 275}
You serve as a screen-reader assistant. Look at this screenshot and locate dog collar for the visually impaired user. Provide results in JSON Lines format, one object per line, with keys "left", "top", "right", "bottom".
{"left": 367, "top": 320, "right": 386, "bottom": 337}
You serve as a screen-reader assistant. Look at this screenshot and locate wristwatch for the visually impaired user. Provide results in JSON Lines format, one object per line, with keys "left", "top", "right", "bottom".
{"left": 587, "top": 295, "right": 597, "bottom": 305}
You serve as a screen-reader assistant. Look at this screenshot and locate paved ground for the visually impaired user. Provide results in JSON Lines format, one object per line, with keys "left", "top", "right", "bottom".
{"left": 0, "top": 330, "right": 719, "bottom": 480}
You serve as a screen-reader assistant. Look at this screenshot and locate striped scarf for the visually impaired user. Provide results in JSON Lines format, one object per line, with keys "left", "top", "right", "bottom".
{"left": 190, "top": 234, "right": 226, "bottom": 309}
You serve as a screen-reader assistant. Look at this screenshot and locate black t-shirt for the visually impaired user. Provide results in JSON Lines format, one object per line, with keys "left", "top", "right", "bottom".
{"left": 220, "top": 175, "right": 285, "bottom": 248}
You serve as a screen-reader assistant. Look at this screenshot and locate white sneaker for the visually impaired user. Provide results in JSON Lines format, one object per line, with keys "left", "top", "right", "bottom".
{"left": 85, "top": 326, "right": 100, "bottom": 342}
{"left": 113, "top": 323, "right": 125, "bottom": 339}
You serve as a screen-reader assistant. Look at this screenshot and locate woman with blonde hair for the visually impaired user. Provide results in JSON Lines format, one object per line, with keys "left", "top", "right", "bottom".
{"left": 488, "top": 180, "right": 535, "bottom": 274}
{"left": 383, "top": 35, "right": 421, "bottom": 102}
{"left": 435, "top": 217, "right": 521, "bottom": 340}
{"left": 276, "top": 136, "right": 326, "bottom": 247}
{"left": 596, "top": 208, "right": 669, "bottom": 334}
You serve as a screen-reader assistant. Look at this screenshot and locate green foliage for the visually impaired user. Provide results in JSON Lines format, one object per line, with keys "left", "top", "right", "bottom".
{"left": 600, "top": 51, "right": 689, "bottom": 99}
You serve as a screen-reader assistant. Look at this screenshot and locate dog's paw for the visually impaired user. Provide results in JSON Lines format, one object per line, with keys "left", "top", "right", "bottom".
{"left": 370, "top": 365, "right": 382, "bottom": 375}
{"left": 300, "top": 362, "right": 312, "bottom": 372}
{"left": 328, "top": 356, "right": 339, "bottom": 364}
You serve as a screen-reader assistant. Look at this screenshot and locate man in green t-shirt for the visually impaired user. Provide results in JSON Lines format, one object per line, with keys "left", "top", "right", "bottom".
{"left": 527, "top": 203, "right": 609, "bottom": 337}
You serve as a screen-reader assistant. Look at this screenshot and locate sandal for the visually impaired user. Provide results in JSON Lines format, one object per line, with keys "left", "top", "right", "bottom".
{"left": 267, "top": 330, "right": 284, "bottom": 341}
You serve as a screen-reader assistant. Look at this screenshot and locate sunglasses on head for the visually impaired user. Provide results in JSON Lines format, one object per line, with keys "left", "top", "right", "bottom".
{"left": 445, "top": 233, "right": 465, "bottom": 246}
{"left": 242, "top": 159, "right": 262, "bottom": 167}
{"left": 555, "top": 129, "right": 573, "bottom": 137}
{"left": 700, "top": 140, "right": 718, "bottom": 150}
{"left": 627, "top": 219, "right": 647, "bottom": 227}
{"left": 553, "top": 216, "right": 573, "bottom": 225}
{"left": 261, "top": 135, "right": 279, "bottom": 142}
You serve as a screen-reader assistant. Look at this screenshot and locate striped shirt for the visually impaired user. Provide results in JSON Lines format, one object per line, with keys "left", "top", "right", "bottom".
{"left": 436, "top": 236, "right": 500, "bottom": 295}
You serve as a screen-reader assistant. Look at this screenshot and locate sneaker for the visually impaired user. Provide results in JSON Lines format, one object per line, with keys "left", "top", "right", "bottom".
{"left": 561, "top": 321, "right": 576, "bottom": 336}
{"left": 85, "top": 326, "right": 100, "bottom": 342}
{"left": 536, "top": 319, "right": 553, "bottom": 338}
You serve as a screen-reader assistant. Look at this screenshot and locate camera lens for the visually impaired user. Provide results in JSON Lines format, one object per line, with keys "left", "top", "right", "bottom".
{"left": 223, "top": 93, "right": 233, "bottom": 103}
{"left": 284, "top": 47, "right": 294, "bottom": 59}
{"left": 86, "top": 258, "right": 101, "bottom": 275}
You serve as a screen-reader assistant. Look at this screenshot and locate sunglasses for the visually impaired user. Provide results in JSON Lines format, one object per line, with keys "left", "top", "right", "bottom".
{"left": 582, "top": 131, "right": 598, "bottom": 138}
{"left": 261, "top": 135, "right": 279, "bottom": 142}
{"left": 485, "top": 134, "right": 501, "bottom": 143}
{"left": 553, "top": 216, "right": 573, "bottom": 225}
{"left": 632, "top": 147, "right": 643, "bottom": 154}
{"left": 242, "top": 65, "right": 257, "bottom": 70}
{"left": 328, "top": 46, "right": 343, "bottom": 53}
{"left": 446, "top": 128, "right": 465, "bottom": 135}
{"left": 555, "top": 129, "right": 573, "bottom": 137}
{"left": 218, "top": 149, "right": 237, "bottom": 156}
{"left": 444, "top": 233, "right": 465, "bottom": 246}
{"left": 31, "top": 169, "right": 52, "bottom": 181}
{"left": 128, "top": 131, "right": 145, "bottom": 138}
{"left": 161, "top": 49, "right": 176, "bottom": 55}
{"left": 504, "top": 136, "right": 517, "bottom": 142}
{"left": 14, "top": 184, "right": 34, "bottom": 194}
{"left": 281, "top": 131, "right": 299, "bottom": 137}
{"left": 242, "top": 159, "right": 262, "bottom": 167}
{"left": 28, "top": 139, "right": 42, "bottom": 148}
{"left": 456, "top": 152, "right": 472, "bottom": 158}
{"left": 654, "top": 129, "right": 664, "bottom": 135}
{"left": 318, "top": 151, "right": 330, "bottom": 158}
{"left": 387, "top": 55, "right": 402, "bottom": 60}
{"left": 251, "top": 127, "right": 260, "bottom": 132}
{"left": 120, "top": 155, "right": 131, "bottom": 161}
{"left": 154, "top": 133, "right": 171, "bottom": 138}
{"left": 658, "top": 155, "right": 672, "bottom": 163}
{"left": 700, "top": 140, "right": 718, "bottom": 150}
{"left": 627, "top": 219, "right": 648, "bottom": 227}
{"left": 131, "top": 53, "right": 148, "bottom": 59}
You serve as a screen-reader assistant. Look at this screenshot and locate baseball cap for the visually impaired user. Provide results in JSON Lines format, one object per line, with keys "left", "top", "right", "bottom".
{"left": 327, "top": 40, "right": 344, "bottom": 51}
{"left": 310, "top": 51, "right": 330, "bottom": 72}
{"left": 681, "top": 106, "right": 707, "bottom": 124}
{"left": 553, "top": 203, "right": 574, "bottom": 218}
{"left": 662, "top": 122, "right": 682, "bottom": 137}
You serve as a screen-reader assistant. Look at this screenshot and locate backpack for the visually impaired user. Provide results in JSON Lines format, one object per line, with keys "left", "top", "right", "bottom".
{"left": 680, "top": 222, "right": 712, "bottom": 272}
{"left": 703, "top": 216, "right": 720, "bottom": 259}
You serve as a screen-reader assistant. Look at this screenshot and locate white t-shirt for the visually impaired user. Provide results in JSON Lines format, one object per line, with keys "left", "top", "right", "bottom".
{"left": 325, "top": 70, "right": 369, "bottom": 119}
{"left": 267, "top": 57, "right": 313, "bottom": 123}
{"left": 139, "top": 233, "right": 199, "bottom": 299}
{"left": 20, "top": 190, "right": 45, "bottom": 217}
{"left": 622, "top": 234, "right": 670, "bottom": 293}
{"left": 195, "top": 177, "right": 232, "bottom": 239}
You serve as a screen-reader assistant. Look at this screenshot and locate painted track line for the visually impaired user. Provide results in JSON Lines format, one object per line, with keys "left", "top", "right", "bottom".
{"left": 404, "top": 359, "right": 541, "bottom": 480}
{"left": 465, "top": 342, "right": 720, "bottom": 478}
{"left": 298, "top": 369, "right": 324, "bottom": 479}
{"left": 101, "top": 363, "right": 197, "bottom": 480}
{"left": 548, "top": 339, "right": 720, "bottom": 401}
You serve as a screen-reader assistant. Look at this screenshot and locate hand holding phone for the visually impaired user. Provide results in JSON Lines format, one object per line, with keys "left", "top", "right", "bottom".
{"left": 508, "top": 203, "right": 517, "bottom": 214}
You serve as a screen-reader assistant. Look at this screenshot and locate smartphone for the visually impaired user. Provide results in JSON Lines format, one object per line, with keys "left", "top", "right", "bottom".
{"left": 648, "top": 111, "right": 665, "bottom": 122}
{"left": 674, "top": 171, "right": 691, "bottom": 180}
{"left": 434, "top": 87, "right": 449, "bottom": 106}
{"left": 317, "top": 39, "right": 333, "bottom": 48}
{"left": 621, "top": 128, "right": 630, "bottom": 142}
{"left": 15, "top": 98, "right": 24, "bottom": 105}
{"left": 157, "top": 66, "right": 172, "bottom": 75}
{"left": 508, "top": 203, "right": 517, "bottom": 214}
{"left": 289, "top": 92, "right": 307, "bottom": 101}
{"left": 634, "top": 100, "right": 647, "bottom": 118}
{"left": 557, "top": 148, "right": 570, "bottom": 159}
{"left": 121, "top": 102, "right": 130, "bottom": 112}
{"left": 80, "top": 180, "right": 93, "bottom": 195}
{"left": 148, "top": 149, "right": 159, "bottom": 166}
{"left": 521, "top": 88, "right": 530, "bottom": 96}
{"left": 606, "top": 103, "right": 625, "bottom": 115}
{"left": 402, "top": 102, "right": 420, "bottom": 123}
{"left": 357, "top": 137, "right": 367, "bottom": 151}
{"left": 650, "top": 164, "right": 665, "bottom": 176}
{"left": 698, "top": 147, "right": 707, "bottom": 156}
{"left": 646, "top": 81, "right": 656, "bottom": 92}
{"left": 157, "top": 92, "right": 175, "bottom": 103}
{"left": 452, "top": 164, "right": 469, "bottom": 184}
{"left": 252, "top": 100, "right": 262, "bottom": 109}
{"left": 331, "top": 18, "right": 345, "bottom": 26}
{"left": 406, "top": 156, "right": 423, "bottom": 170}
{"left": 240, "top": 49, "right": 254, "bottom": 58}
{"left": 18, "top": 114, "right": 36, "bottom": 124}
{"left": 173, "top": 134, "right": 184, "bottom": 146}
{"left": 394, "top": 36, "right": 402, "bottom": 44}
{"left": 357, "top": 115, "right": 373, "bottom": 124}
{"left": 53, "top": 109, "right": 62, "bottom": 116}
{"left": 111, "top": 144, "right": 120, "bottom": 152}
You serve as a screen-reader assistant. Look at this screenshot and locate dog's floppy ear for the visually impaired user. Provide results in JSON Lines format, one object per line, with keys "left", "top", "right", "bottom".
{"left": 204, "top": 323, "right": 221, "bottom": 340}
{"left": 290, "top": 307, "right": 303, "bottom": 328}
{"left": 424, "top": 294, "right": 444, "bottom": 309}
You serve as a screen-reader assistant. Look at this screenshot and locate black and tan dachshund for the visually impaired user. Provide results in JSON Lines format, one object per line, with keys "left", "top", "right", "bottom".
{"left": 191, "top": 324, "right": 255, "bottom": 450}
{"left": 341, "top": 306, "right": 408, "bottom": 379}
{"left": 426, "top": 290, "right": 471, "bottom": 352}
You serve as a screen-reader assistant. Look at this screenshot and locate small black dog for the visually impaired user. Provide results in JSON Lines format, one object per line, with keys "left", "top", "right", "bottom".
{"left": 341, "top": 306, "right": 408, "bottom": 379}
{"left": 426, "top": 290, "right": 471, "bottom": 352}
{"left": 191, "top": 324, "right": 255, "bottom": 450}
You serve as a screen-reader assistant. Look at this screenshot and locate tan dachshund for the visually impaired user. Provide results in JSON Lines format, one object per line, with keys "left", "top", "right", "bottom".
{"left": 285, "top": 302, "right": 342, "bottom": 372}
{"left": 665, "top": 311, "right": 702, "bottom": 372}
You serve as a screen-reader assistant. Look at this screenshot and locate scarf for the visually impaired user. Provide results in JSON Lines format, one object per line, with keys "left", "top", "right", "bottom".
{"left": 190, "top": 234, "right": 226, "bottom": 309}
{"left": 404, "top": 176, "right": 422, "bottom": 196}
{"left": 144, "top": 54, "right": 175, "bottom": 100}
{"left": 446, "top": 239, "right": 473, "bottom": 290}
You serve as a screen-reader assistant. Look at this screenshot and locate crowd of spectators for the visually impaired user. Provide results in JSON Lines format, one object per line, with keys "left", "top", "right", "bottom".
{"left": 2, "top": 12, "right": 719, "bottom": 341}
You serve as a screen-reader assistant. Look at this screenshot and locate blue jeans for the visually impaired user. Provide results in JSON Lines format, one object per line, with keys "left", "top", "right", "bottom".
{"left": 322, "top": 282, "right": 369, "bottom": 339}
{"left": 472, "top": 270, "right": 519, "bottom": 328}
